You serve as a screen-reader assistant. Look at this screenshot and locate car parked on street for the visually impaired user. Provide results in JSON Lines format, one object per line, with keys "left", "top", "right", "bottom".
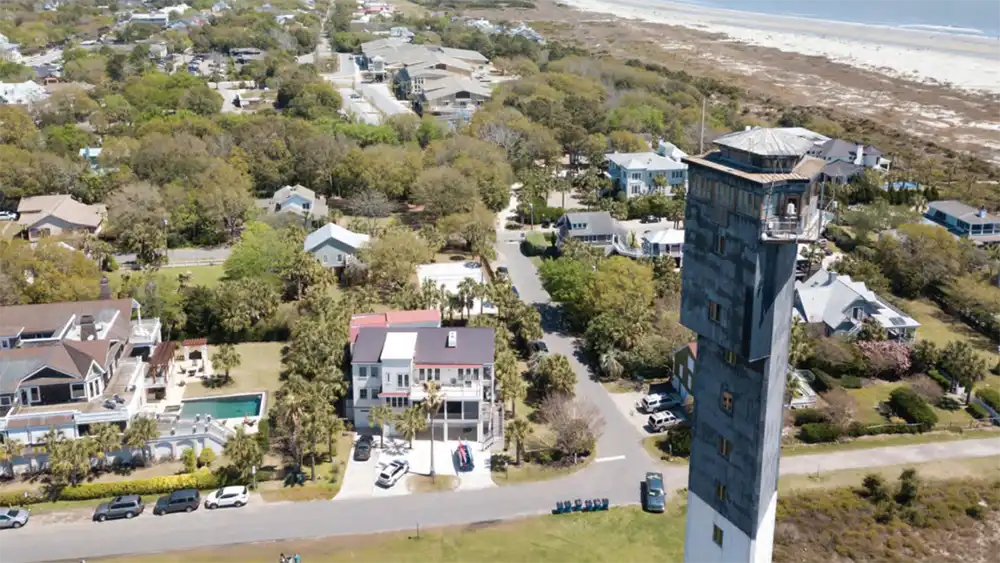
{"left": 529, "top": 340, "right": 549, "bottom": 356}
{"left": 376, "top": 459, "right": 409, "bottom": 488}
{"left": 496, "top": 266, "right": 509, "bottom": 277}
{"left": 204, "top": 486, "right": 249, "bottom": 509}
{"left": 0, "top": 507, "right": 29, "bottom": 529}
{"left": 0, "top": 211, "right": 17, "bottom": 221}
{"left": 93, "top": 495, "right": 145, "bottom": 522}
{"left": 644, "top": 472, "right": 666, "bottom": 513}
{"left": 640, "top": 215, "right": 660, "bottom": 224}
{"left": 354, "top": 434, "right": 374, "bottom": 461}
{"left": 153, "top": 489, "right": 200, "bottom": 516}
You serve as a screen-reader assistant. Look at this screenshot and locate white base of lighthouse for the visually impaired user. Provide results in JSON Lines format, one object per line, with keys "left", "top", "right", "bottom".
{"left": 683, "top": 490, "right": 777, "bottom": 563}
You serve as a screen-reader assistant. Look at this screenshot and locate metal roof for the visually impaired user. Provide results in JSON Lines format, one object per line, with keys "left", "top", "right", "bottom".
{"left": 352, "top": 327, "right": 494, "bottom": 365}
{"left": 714, "top": 128, "right": 815, "bottom": 157}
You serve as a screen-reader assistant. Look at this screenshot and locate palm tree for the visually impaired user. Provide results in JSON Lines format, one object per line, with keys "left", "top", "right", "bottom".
{"left": 223, "top": 426, "right": 262, "bottom": 485}
{"left": 0, "top": 438, "right": 24, "bottom": 478}
{"left": 784, "top": 371, "right": 802, "bottom": 407}
{"left": 419, "top": 280, "right": 442, "bottom": 310}
{"left": 422, "top": 381, "right": 444, "bottom": 481}
{"left": 505, "top": 418, "right": 532, "bottom": 465}
{"left": 49, "top": 437, "right": 96, "bottom": 486}
{"left": 599, "top": 350, "right": 624, "bottom": 381}
{"left": 90, "top": 423, "right": 122, "bottom": 471}
{"left": 457, "top": 278, "right": 479, "bottom": 320}
{"left": 123, "top": 416, "right": 159, "bottom": 466}
{"left": 395, "top": 406, "right": 427, "bottom": 449}
{"left": 274, "top": 385, "right": 308, "bottom": 466}
{"left": 212, "top": 343, "right": 242, "bottom": 384}
{"left": 368, "top": 404, "right": 394, "bottom": 448}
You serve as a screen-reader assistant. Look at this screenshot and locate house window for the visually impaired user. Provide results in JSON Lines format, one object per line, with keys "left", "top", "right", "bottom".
{"left": 419, "top": 368, "right": 426, "bottom": 382}
{"left": 473, "top": 368, "right": 479, "bottom": 380}
{"left": 708, "top": 301, "right": 721, "bottom": 323}
{"left": 434, "top": 368, "right": 440, "bottom": 381}
{"left": 398, "top": 374, "right": 404, "bottom": 387}
{"left": 301, "top": 202, "right": 311, "bottom": 211}
{"left": 359, "top": 366, "right": 368, "bottom": 378}
{"left": 724, "top": 350, "right": 737, "bottom": 365}
{"left": 712, "top": 525, "right": 724, "bottom": 546}
{"left": 715, "top": 235, "right": 726, "bottom": 255}
{"left": 71, "top": 383, "right": 86, "bottom": 399}
{"left": 852, "top": 307, "right": 864, "bottom": 321}
{"left": 718, "top": 436, "right": 732, "bottom": 458}
{"left": 322, "top": 254, "right": 328, "bottom": 264}
{"left": 630, "top": 172, "right": 641, "bottom": 180}
{"left": 359, "top": 389, "right": 368, "bottom": 400}
{"left": 721, "top": 391, "right": 733, "bottom": 413}
{"left": 715, "top": 481, "right": 727, "bottom": 501}
{"left": 337, "top": 254, "right": 343, "bottom": 263}
{"left": 0, "top": 396, "right": 10, "bottom": 407}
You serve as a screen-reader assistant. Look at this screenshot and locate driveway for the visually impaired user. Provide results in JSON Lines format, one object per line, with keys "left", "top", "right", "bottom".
{"left": 114, "top": 247, "right": 231, "bottom": 268}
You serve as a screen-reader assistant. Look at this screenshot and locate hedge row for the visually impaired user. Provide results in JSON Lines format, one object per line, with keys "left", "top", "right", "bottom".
{"left": 927, "top": 369, "right": 951, "bottom": 390}
{"left": 792, "top": 408, "right": 828, "bottom": 426}
{"left": 845, "top": 421, "right": 922, "bottom": 437}
{"left": 840, "top": 375, "right": 863, "bottom": 389}
{"left": 798, "top": 423, "right": 842, "bottom": 443}
{"left": 797, "top": 420, "right": 926, "bottom": 444}
{"left": 0, "top": 469, "right": 260, "bottom": 507}
{"left": 975, "top": 389, "right": 1000, "bottom": 413}
{"left": 888, "top": 387, "right": 938, "bottom": 429}
{"left": 967, "top": 402, "right": 990, "bottom": 420}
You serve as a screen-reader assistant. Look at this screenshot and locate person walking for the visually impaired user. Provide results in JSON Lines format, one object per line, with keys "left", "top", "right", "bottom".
{"left": 279, "top": 554, "right": 287, "bottom": 563}
{"left": 294, "top": 554, "right": 301, "bottom": 563}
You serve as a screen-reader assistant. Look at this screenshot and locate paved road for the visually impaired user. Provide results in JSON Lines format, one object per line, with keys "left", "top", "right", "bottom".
{"left": 8, "top": 196, "right": 999, "bottom": 562}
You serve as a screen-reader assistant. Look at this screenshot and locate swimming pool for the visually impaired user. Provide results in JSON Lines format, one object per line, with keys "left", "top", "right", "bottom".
{"left": 179, "top": 393, "right": 264, "bottom": 420}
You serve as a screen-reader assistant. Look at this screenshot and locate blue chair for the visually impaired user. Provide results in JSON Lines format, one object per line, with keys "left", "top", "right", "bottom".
{"left": 584, "top": 500, "right": 593, "bottom": 512}
{"left": 573, "top": 499, "right": 583, "bottom": 512}
{"left": 563, "top": 500, "right": 572, "bottom": 513}
{"left": 553, "top": 501, "right": 564, "bottom": 515}
{"left": 601, "top": 498, "right": 610, "bottom": 511}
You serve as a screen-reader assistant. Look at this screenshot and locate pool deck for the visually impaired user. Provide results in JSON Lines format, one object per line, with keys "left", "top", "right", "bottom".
{"left": 177, "top": 392, "right": 267, "bottom": 436}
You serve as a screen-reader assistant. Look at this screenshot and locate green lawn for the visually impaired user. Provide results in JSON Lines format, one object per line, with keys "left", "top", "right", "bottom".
{"left": 108, "top": 265, "right": 226, "bottom": 291}
{"left": 185, "top": 341, "right": 285, "bottom": 399}
{"left": 642, "top": 436, "right": 689, "bottom": 466}
{"left": 97, "top": 503, "right": 687, "bottom": 563}
{"left": 778, "top": 455, "right": 1000, "bottom": 493}
{"left": 844, "top": 379, "right": 975, "bottom": 427}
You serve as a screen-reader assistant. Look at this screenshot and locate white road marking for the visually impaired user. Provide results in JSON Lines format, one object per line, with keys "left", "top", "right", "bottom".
{"left": 594, "top": 455, "right": 626, "bottom": 463}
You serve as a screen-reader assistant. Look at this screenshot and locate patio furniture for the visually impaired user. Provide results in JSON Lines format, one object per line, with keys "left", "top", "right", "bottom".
{"left": 583, "top": 500, "right": 593, "bottom": 512}
{"left": 572, "top": 499, "right": 583, "bottom": 512}
{"left": 552, "top": 501, "right": 564, "bottom": 515}
{"left": 601, "top": 498, "right": 609, "bottom": 510}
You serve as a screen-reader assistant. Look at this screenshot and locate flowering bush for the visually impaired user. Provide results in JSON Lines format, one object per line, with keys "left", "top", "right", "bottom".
{"left": 857, "top": 340, "right": 912, "bottom": 380}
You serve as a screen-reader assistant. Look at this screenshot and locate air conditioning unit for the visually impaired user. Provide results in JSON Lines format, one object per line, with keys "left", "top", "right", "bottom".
{"left": 446, "top": 330, "right": 457, "bottom": 348}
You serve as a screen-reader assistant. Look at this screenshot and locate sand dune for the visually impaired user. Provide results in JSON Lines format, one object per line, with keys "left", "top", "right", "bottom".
{"left": 561, "top": 0, "right": 1000, "bottom": 94}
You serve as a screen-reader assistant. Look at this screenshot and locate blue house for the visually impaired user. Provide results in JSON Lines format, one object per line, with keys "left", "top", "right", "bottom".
{"left": 304, "top": 223, "right": 370, "bottom": 269}
{"left": 604, "top": 145, "right": 687, "bottom": 199}
{"left": 924, "top": 200, "right": 1000, "bottom": 245}
{"left": 267, "top": 184, "right": 328, "bottom": 219}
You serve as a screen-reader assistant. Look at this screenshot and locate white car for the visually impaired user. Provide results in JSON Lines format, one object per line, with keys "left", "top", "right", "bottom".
{"left": 376, "top": 460, "right": 409, "bottom": 488}
{"left": 204, "top": 486, "right": 249, "bottom": 509}
{"left": 0, "top": 211, "right": 17, "bottom": 221}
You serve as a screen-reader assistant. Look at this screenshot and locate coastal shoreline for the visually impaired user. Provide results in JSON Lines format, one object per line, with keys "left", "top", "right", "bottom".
{"left": 559, "top": 0, "right": 1000, "bottom": 95}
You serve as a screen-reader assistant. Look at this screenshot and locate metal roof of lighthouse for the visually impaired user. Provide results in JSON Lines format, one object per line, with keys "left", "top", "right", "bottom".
{"left": 714, "top": 127, "right": 815, "bottom": 157}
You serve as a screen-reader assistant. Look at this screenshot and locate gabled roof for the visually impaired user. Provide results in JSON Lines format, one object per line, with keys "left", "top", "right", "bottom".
{"left": 420, "top": 76, "right": 491, "bottom": 101}
{"left": 272, "top": 184, "right": 316, "bottom": 204}
{"left": 795, "top": 268, "right": 919, "bottom": 333}
{"left": 605, "top": 151, "right": 686, "bottom": 171}
{"left": 560, "top": 211, "right": 618, "bottom": 237}
{"left": 16, "top": 194, "right": 105, "bottom": 229}
{"left": 823, "top": 160, "right": 863, "bottom": 179}
{"left": 349, "top": 309, "right": 441, "bottom": 343}
{"left": 818, "top": 138, "right": 883, "bottom": 160}
{"left": 304, "top": 223, "right": 370, "bottom": 253}
{"left": 714, "top": 127, "right": 815, "bottom": 157}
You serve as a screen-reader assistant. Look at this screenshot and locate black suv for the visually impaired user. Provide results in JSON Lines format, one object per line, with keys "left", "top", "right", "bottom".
{"left": 153, "top": 489, "right": 201, "bottom": 516}
{"left": 354, "top": 435, "right": 374, "bottom": 461}
{"left": 93, "top": 495, "right": 145, "bottom": 522}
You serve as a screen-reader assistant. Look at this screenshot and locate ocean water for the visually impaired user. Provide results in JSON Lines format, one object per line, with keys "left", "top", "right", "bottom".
{"left": 671, "top": 0, "right": 1000, "bottom": 38}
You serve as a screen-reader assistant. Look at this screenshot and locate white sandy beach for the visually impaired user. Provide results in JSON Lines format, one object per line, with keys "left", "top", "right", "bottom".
{"left": 561, "top": 0, "right": 1000, "bottom": 94}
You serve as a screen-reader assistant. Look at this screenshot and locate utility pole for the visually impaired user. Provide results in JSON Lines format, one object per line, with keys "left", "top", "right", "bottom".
{"left": 699, "top": 97, "right": 706, "bottom": 154}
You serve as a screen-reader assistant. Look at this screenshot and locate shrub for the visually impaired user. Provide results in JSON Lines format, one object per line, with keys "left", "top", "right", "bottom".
{"left": 936, "top": 396, "right": 962, "bottom": 411}
{"left": 810, "top": 369, "right": 835, "bottom": 392}
{"left": 181, "top": 447, "right": 197, "bottom": 473}
{"left": 846, "top": 421, "right": 922, "bottom": 437}
{"left": 857, "top": 340, "right": 912, "bottom": 380}
{"left": 967, "top": 402, "right": 990, "bottom": 419}
{"left": 888, "top": 387, "right": 938, "bottom": 429}
{"left": 664, "top": 425, "right": 692, "bottom": 457}
{"left": 840, "top": 375, "right": 863, "bottom": 389}
{"left": 908, "top": 374, "right": 944, "bottom": 404}
{"left": 926, "top": 368, "right": 951, "bottom": 390}
{"left": 12, "top": 471, "right": 226, "bottom": 505}
{"left": 793, "top": 408, "right": 828, "bottom": 426}
{"left": 197, "top": 448, "right": 216, "bottom": 468}
{"left": 798, "top": 422, "right": 842, "bottom": 443}
{"left": 966, "top": 505, "right": 986, "bottom": 519}
{"left": 861, "top": 474, "right": 890, "bottom": 502}
{"left": 975, "top": 388, "right": 1000, "bottom": 412}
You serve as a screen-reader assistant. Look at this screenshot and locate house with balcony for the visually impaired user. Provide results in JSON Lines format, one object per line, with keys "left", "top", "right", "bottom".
{"left": 794, "top": 268, "right": 920, "bottom": 341}
{"left": 605, "top": 150, "right": 688, "bottom": 199}
{"left": 641, "top": 229, "right": 685, "bottom": 268}
{"left": 556, "top": 211, "right": 623, "bottom": 252}
{"left": 0, "top": 293, "right": 162, "bottom": 456}
{"left": 924, "top": 200, "right": 1000, "bottom": 246}
{"left": 349, "top": 327, "right": 498, "bottom": 444}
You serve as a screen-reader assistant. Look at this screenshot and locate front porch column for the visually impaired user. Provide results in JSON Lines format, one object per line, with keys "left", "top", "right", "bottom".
{"left": 443, "top": 400, "right": 448, "bottom": 442}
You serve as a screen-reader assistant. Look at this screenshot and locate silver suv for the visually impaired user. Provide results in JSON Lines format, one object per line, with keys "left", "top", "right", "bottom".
{"left": 93, "top": 495, "right": 145, "bottom": 522}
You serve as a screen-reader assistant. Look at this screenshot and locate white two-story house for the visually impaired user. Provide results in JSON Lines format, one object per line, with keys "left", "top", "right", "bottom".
{"left": 605, "top": 150, "right": 688, "bottom": 199}
{"left": 349, "top": 327, "right": 498, "bottom": 444}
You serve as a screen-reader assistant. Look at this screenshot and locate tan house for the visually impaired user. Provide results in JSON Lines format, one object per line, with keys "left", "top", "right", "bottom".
{"left": 415, "top": 76, "right": 492, "bottom": 118}
{"left": 16, "top": 195, "right": 106, "bottom": 241}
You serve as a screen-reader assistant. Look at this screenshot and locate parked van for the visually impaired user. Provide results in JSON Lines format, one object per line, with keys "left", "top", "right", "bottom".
{"left": 639, "top": 393, "right": 677, "bottom": 414}
{"left": 648, "top": 411, "right": 679, "bottom": 432}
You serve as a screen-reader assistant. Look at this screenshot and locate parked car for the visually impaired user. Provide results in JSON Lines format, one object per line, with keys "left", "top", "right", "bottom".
{"left": 0, "top": 507, "right": 29, "bottom": 529}
{"left": 638, "top": 393, "right": 679, "bottom": 414}
{"left": 204, "top": 486, "right": 249, "bottom": 509}
{"left": 376, "top": 459, "right": 409, "bottom": 488}
{"left": 640, "top": 215, "right": 660, "bottom": 224}
{"left": 529, "top": 340, "right": 549, "bottom": 356}
{"left": 93, "top": 495, "right": 145, "bottom": 522}
{"left": 153, "top": 489, "right": 200, "bottom": 516}
{"left": 644, "top": 472, "right": 666, "bottom": 513}
{"left": 496, "top": 266, "right": 509, "bottom": 277}
{"left": 0, "top": 211, "right": 16, "bottom": 221}
{"left": 354, "top": 436, "right": 373, "bottom": 461}
{"left": 648, "top": 411, "right": 679, "bottom": 432}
